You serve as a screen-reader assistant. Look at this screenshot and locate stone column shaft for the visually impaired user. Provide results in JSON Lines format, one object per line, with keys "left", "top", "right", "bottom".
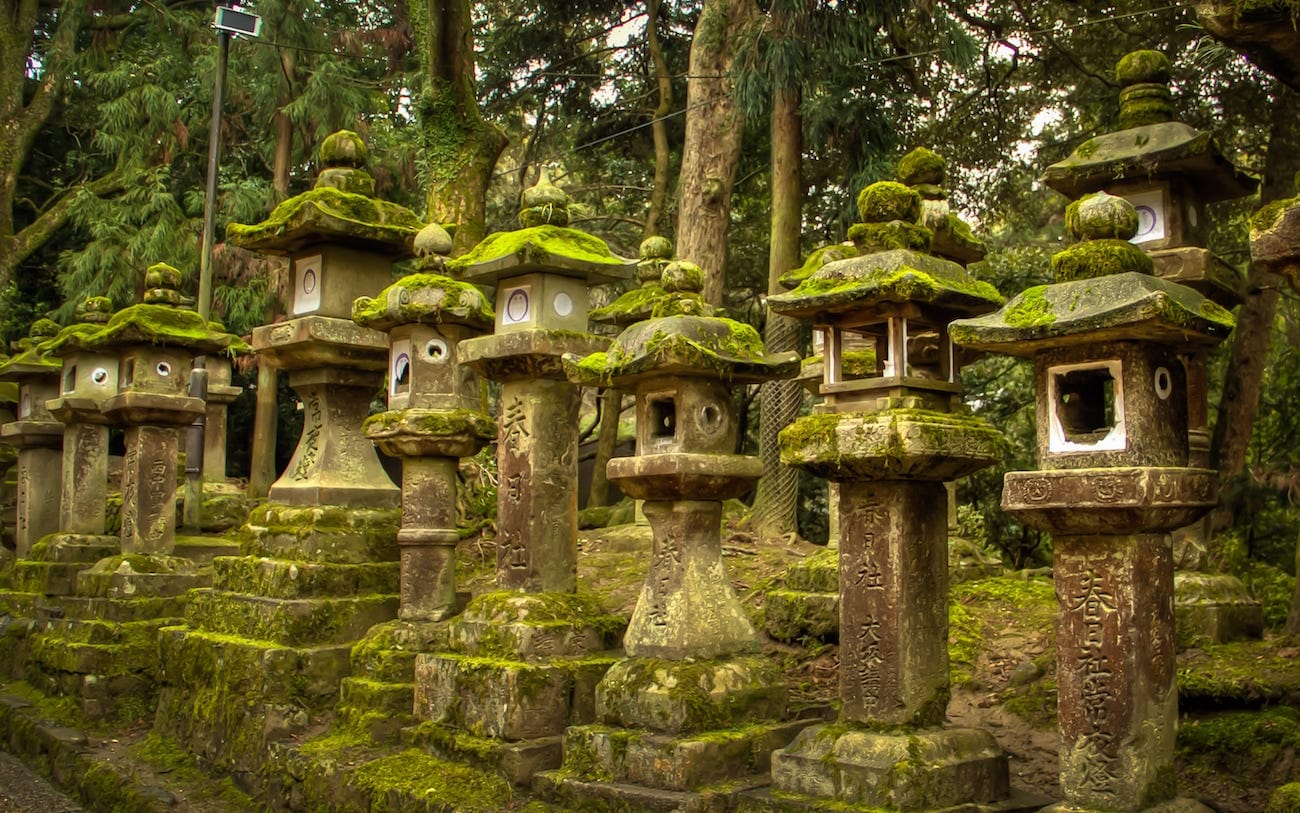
{"left": 60, "top": 423, "right": 109, "bottom": 535}
{"left": 628, "top": 499, "right": 756, "bottom": 659}
{"left": 15, "top": 446, "right": 61, "bottom": 555}
{"left": 838, "top": 479, "right": 948, "bottom": 727}
{"left": 273, "top": 368, "right": 397, "bottom": 508}
{"left": 399, "top": 456, "right": 460, "bottom": 621}
{"left": 1053, "top": 533, "right": 1177, "bottom": 812}
{"left": 250, "top": 362, "right": 278, "bottom": 499}
{"left": 202, "top": 400, "right": 232, "bottom": 481}
{"left": 120, "top": 425, "right": 180, "bottom": 554}
{"left": 496, "top": 377, "right": 581, "bottom": 592}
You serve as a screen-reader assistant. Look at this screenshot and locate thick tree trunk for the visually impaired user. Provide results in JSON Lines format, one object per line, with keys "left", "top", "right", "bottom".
{"left": 675, "top": 0, "right": 757, "bottom": 305}
{"left": 410, "top": 0, "right": 508, "bottom": 254}
{"left": 1210, "top": 85, "right": 1300, "bottom": 531}
{"left": 752, "top": 85, "right": 803, "bottom": 540}
{"left": 643, "top": 0, "right": 673, "bottom": 240}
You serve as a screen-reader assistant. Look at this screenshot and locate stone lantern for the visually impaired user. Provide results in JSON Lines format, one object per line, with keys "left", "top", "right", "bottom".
{"left": 353, "top": 223, "right": 496, "bottom": 622}
{"left": 410, "top": 174, "right": 633, "bottom": 783}
{"left": 0, "top": 320, "right": 63, "bottom": 557}
{"left": 761, "top": 181, "right": 1010, "bottom": 811}
{"left": 44, "top": 297, "right": 118, "bottom": 542}
{"left": 951, "top": 193, "right": 1232, "bottom": 813}
{"left": 550, "top": 261, "right": 803, "bottom": 806}
{"left": 453, "top": 171, "right": 635, "bottom": 591}
{"left": 90, "top": 264, "right": 244, "bottom": 555}
{"left": 1042, "top": 49, "right": 1262, "bottom": 645}
{"left": 898, "top": 146, "right": 987, "bottom": 266}
{"left": 228, "top": 129, "right": 423, "bottom": 509}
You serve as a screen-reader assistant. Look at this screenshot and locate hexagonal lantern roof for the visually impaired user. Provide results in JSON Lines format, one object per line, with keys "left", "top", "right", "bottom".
{"left": 448, "top": 171, "right": 635, "bottom": 287}
{"left": 769, "top": 181, "right": 1003, "bottom": 322}
{"left": 0, "top": 320, "right": 61, "bottom": 381}
{"left": 1041, "top": 50, "right": 1256, "bottom": 203}
{"left": 42, "top": 297, "right": 115, "bottom": 357}
{"left": 226, "top": 130, "right": 422, "bottom": 257}
{"left": 589, "top": 235, "right": 676, "bottom": 328}
{"left": 950, "top": 194, "right": 1235, "bottom": 356}
{"left": 83, "top": 264, "right": 249, "bottom": 356}
{"left": 565, "top": 260, "right": 799, "bottom": 388}
{"left": 353, "top": 222, "right": 495, "bottom": 333}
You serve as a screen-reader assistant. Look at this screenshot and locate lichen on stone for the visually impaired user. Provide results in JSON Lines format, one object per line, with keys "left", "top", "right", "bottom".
{"left": 85, "top": 303, "right": 248, "bottom": 356}
{"left": 449, "top": 225, "right": 629, "bottom": 275}
{"left": 352, "top": 273, "right": 494, "bottom": 330}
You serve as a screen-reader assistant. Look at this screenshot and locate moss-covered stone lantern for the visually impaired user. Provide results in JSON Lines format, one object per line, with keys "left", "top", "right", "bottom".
{"left": 1043, "top": 50, "right": 1262, "bottom": 646}
{"left": 0, "top": 320, "right": 63, "bottom": 556}
{"left": 762, "top": 180, "right": 1010, "bottom": 811}
{"left": 90, "top": 264, "right": 245, "bottom": 555}
{"left": 410, "top": 175, "right": 633, "bottom": 784}
{"left": 897, "top": 147, "right": 987, "bottom": 266}
{"left": 228, "top": 129, "right": 422, "bottom": 508}
{"left": 548, "top": 261, "right": 803, "bottom": 806}
{"left": 43, "top": 297, "right": 118, "bottom": 542}
{"left": 353, "top": 223, "right": 496, "bottom": 622}
{"left": 951, "top": 193, "right": 1231, "bottom": 813}
{"left": 452, "top": 171, "right": 635, "bottom": 593}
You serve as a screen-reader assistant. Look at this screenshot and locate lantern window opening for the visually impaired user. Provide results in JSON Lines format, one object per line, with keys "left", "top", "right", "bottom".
{"left": 648, "top": 395, "right": 677, "bottom": 441}
{"left": 121, "top": 360, "right": 135, "bottom": 390}
{"left": 63, "top": 364, "right": 77, "bottom": 395}
{"left": 1047, "top": 360, "right": 1127, "bottom": 453}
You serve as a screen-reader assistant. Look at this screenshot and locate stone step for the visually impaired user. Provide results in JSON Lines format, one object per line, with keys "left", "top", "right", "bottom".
{"left": 27, "top": 535, "right": 119, "bottom": 564}
{"left": 241, "top": 504, "right": 399, "bottom": 566}
{"left": 563, "top": 721, "right": 809, "bottom": 791}
{"left": 184, "top": 589, "right": 398, "bottom": 647}
{"left": 785, "top": 548, "right": 837, "bottom": 593}
{"left": 76, "top": 558, "right": 210, "bottom": 599}
{"left": 736, "top": 787, "right": 1054, "bottom": 813}
{"left": 409, "top": 724, "right": 562, "bottom": 787}
{"left": 43, "top": 595, "right": 189, "bottom": 623}
{"left": 37, "top": 616, "right": 177, "bottom": 645}
{"left": 762, "top": 589, "right": 838, "bottom": 643}
{"left": 212, "top": 556, "right": 398, "bottom": 600}
{"left": 339, "top": 676, "right": 413, "bottom": 717}
{"left": 413, "top": 652, "right": 618, "bottom": 741}
{"left": 28, "top": 632, "right": 156, "bottom": 676}
{"left": 173, "top": 535, "right": 242, "bottom": 564}
{"left": 536, "top": 770, "right": 759, "bottom": 813}
{"left": 352, "top": 647, "right": 417, "bottom": 683}
{"left": 13, "top": 562, "right": 87, "bottom": 597}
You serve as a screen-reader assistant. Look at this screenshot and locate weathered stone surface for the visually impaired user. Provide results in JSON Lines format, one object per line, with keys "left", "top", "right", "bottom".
{"left": 1004, "top": 467, "right": 1217, "bottom": 535}
{"left": 493, "top": 377, "right": 581, "bottom": 592}
{"left": 763, "top": 588, "right": 839, "bottom": 643}
{"left": 250, "top": 314, "right": 388, "bottom": 370}
{"left": 770, "top": 724, "right": 1009, "bottom": 810}
{"left": 413, "top": 652, "right": 616, "bottom": 741}
{"left": 184, "top": 589, "right": 397, "bottom": 647}
{"left": 241, "top": 503, "right": 400, "bottom": 564}
{"left": 1251, "top": 194, "right": 1300, "bottom": 294}
{"left": 117, "top": 426, "right": 183, "bottom": 554}
{"left": 594, "top": 655, "right": 786, "bottom": 735}
{"left": 1173, "top": 571, "right": 1265, "bottom": 648}
{"left": 56, "top": 424, "right": 110, "bottom": 536}
{"left": 563, "top": 720, "right": 809, "bottom": 791}
{"left": 10, "top": 445, "right": 61, "bottom": 558}
{"left": 77, "top": 554, "right": 207, "bottom": 599}
{"left": 1053, "top": 533, "right": 1179, "bottom": 811}
{"left": 448, "top": 591, "right": 625, "bottom": 658}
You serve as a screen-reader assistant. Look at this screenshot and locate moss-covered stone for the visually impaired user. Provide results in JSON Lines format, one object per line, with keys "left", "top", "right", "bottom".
{"left": 857, "top": 181, "right": 921, "bottom": 224}
{"left": 1116, "top": 50, "right": 1172, "bottom": 85}
{"left": 1065, "top": 192, "right": 1139, "bottom": 242}
{"left": 448, "top": 225, "right": 628, "bottom": 273}
{"left": 846, "top": 221, "right": 932, "bottom": 253}
{"left": 1050, "top": 239, "right": 1153, "bottom": 282}
{"left": 1267, "top": 782, "right": 1300, "bottom": 813}
{"left": 352, "top": 273, "right": 494, "bottom": 330}
{"left": 778, "top": 242, "right": 859, "bottom": 290}
{"left": 85, "top": 303, "right": 247, "bottom": 356}
{"left": 595, "top": 654, "right": 786, "bottom": 735}
{"left": 896, "top": 147, "right": 946, "bottom": 187}
{"left": 227, "top": 186, "right": 422, "bottom": 254}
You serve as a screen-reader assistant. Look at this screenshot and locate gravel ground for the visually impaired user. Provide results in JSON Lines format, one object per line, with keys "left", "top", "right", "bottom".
{"left": 0, "top": 751, "right": 82, "bottom": 812}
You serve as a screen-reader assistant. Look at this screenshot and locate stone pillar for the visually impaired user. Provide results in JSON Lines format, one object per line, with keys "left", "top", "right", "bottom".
{"left": 119, "top": 426, "right": 181, "bottom": 555}
{"left": 202, "top": 359, "right": 241, "bottom": 481}
{"left": 14, "top": 446, "right": 61, "bottom": 557}
{"left": 398, "top": 456, "right": 460, "bottom": 620}
{"left": 273, "top": 369, "right": 395, "bottom": 508}
{"left": 60, "top": 424, "right": 110, "bottom": 535}
{"left": 838, "top": 479, "right": 948, "bottom": 726}
{"left": 496, "top": 378, "right": 581, "bottom": 592}
{"left": 249, "top": 361, "right": 278, "bottom": 499}
{"left": 1053, "top": 534, "right": 1177, "bottom": 811}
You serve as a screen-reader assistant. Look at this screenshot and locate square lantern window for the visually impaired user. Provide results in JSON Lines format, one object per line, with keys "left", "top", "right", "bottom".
{"left": 62, "top": 364, "right": 77, "bottom": 396}
{"left": 1047, "top": 360, "right": 1127, "bottom": 453}
{"left": 493, "top": 273, "right": 589, "bottom": 334}
{"left": 18, "top": 385, "right": 31, "bottom": 419}
{"left": 389, "top": 338, "right": 412, "bottom": 401}
{"left": 289, "top": 246, "right": 396, "bottom": 319}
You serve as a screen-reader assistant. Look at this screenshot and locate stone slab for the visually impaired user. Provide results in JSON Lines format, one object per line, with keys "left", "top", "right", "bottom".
{"left": 537, "top": 770, "right": 768, "bottom": 813}
{"left": 763, "top": 589, "right": 838, "bottom": 643}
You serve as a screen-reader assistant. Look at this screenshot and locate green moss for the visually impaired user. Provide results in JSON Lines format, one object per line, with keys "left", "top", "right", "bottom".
{"left": 351, "top": 749, "right": 516, "bottom": 812}
{"left": 589, "top": 284, "right": 669, "bottom": 325}
{"left": 228, "top": 186, "right": 422, "bottom": 249}
{"left": 1178, "top": 639, "right": 1300, "bottom": 703}
{"left": 1003, "top": 286, "right": 1056, "bottom": 327}
{"left": 846, "top": 222, "right": 932, "bottom": 253}
{"left": 362, "top": 407, "right": 496, "bottom": 440}
{"left": 1267, "top": 782, "right": 1300, "bottom": 813}
{"left": 802, "top": 348, "right": 877, "bottom": 377}
{"left": 447, "top": 225, "right": 626, "bottom": 272}
{"left": 1074, "top": 138, "right": 1100, "bottom": 159}
{"left": 896, "top": 147, "right": 946, "bottom": 186}
{"left": 1179, "top": 708, "right": 1300, "bottom": 762}
{"left": 352, "top": 272, "right": 494, "bottom": 328}
{"left": 779, "top": 263, "right": 1003, "bottom": 312}
{"left": 780, "top": 243, "right": 860, "bottom": 290}
{"left": 1115, "top": 50, "right": 1171, "bottom": 85}
{"left": 1252, "top": 197, "right": 1296, "bottom": 232}
{"left": 463, "top": 589, "right": 623, "bottom": 635}
{"left": 131, "top": 733, "right": 254, "bottom": 807}
{"left": 857, "top": 181, "right": 921, "bottom": 224}
{"left": 87, "top": 303, "right": 247, "bottom": 355}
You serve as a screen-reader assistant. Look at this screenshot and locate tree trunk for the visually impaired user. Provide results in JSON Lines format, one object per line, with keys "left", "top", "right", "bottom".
{"left": 587, "top": 390, "right": 624, "bottom": 508}
{"left": 1196, "top": 1, "right": 1300, "bottom": 93}
{"left": 410, "top": 0, "right": 508, "bottom": 254}
{"left": 676, "top": 0, "right": 757, "bottom": 305}
{"left": 271, "top": 49, "right": 296, "bottom": 203}
{"left": 752, "top": 84, "right": 803, "bottom": 540}
{"left": 643, "top": 0, "right": 673, "bottom": 240}
{"left": 1210, "top": 84, "right": 1300, "bottom": 531}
